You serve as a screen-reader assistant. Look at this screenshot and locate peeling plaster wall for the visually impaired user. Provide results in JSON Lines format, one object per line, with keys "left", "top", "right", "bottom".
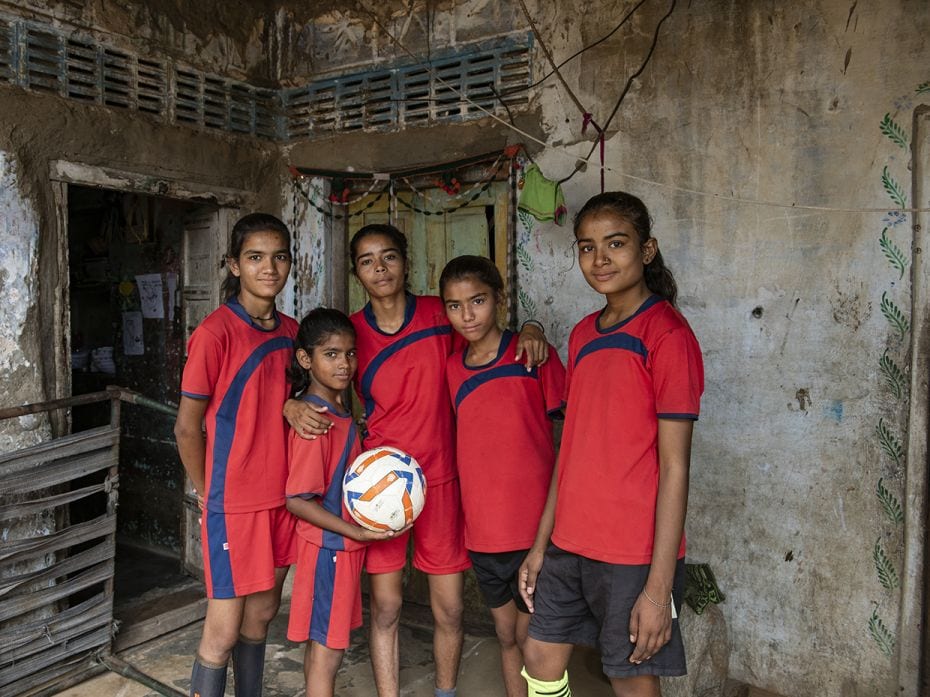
{"left": 513, "top": 2, "right": 927, "bottom": 695}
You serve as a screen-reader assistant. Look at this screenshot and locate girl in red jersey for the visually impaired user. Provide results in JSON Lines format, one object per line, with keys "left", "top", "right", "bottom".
{"left": 175, "top": 214, "right": 299, "bottom": 697}
{"left": 284, "top": 308, "right": 397, "bottom": 697}
{"left": 285, "top": 223, "right": 549, "bottom": 697}
{"left": 439, "top": 255, "right": 565, "bottom": 697}
{"left": 520, "top": 192, "right": 704, "bottom": 697}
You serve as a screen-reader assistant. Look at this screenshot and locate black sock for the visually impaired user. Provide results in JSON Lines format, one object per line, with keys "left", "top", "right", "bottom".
{"left": 232, "top": 636, "right": 266, "bottom": 697}
{"left": 190, "top": 656, "right": 228, "bottom": 697}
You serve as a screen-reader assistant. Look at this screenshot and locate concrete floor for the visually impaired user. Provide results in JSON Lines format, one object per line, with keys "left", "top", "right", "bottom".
{"left": 55, "top": 588, "right": 617, "bottom": 697}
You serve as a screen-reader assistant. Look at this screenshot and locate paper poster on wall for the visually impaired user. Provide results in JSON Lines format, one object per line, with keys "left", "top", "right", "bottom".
{"left": 166, "top": 272, "right": 178, "bottom": 321}
{"left": 122, "top": 311, "right": 144, "bottom": 355}
{"left": 135, "top": 273, "right": 164, "bottom": 319}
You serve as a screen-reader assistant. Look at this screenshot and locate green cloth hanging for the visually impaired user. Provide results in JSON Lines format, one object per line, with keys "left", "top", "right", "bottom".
{"left": 518, "top": 164, "right": 567, "bottom": 225}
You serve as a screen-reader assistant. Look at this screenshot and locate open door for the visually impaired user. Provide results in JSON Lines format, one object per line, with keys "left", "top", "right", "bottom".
{"left": 179, "top": 206, "right": 233, "bottom": 579}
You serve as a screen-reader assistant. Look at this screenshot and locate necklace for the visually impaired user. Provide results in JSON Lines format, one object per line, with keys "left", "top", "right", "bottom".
{"left": 248, "top": 312, "right": 275, "bottom": 322}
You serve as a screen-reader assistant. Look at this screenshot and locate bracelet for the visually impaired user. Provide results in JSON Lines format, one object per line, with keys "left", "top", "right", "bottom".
{"left": 642, "top": 588, "right": 672, "bottom": 609}
{"left": 520, "top": 319, "right": 545, "bottom": 331}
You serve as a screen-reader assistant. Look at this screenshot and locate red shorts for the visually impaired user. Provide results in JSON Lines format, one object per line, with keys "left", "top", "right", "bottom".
{"left": 202, "top": 505, "right": 296, "bottom": 599}
{"left": 287, "top": 539, "right": 365, "bottom": 649}
{"left": 365, "top": 478, "right": 470, "bottom": 575}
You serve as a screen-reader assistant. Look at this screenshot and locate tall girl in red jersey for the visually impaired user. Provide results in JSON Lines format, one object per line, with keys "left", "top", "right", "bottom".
{"left": 520, "top": 192, "right": 704, "bottom": 697}
{"left": 284, "top": 308, "right": 396, "bottom": 697}
{"left": 439, "top": 255, "right": 565, "bottom": 697}
{"left": 174, "top": 214, "right": 298, "bottom": 697}
{"left": 287, "top": 223, "right": 549, "bottom": 697}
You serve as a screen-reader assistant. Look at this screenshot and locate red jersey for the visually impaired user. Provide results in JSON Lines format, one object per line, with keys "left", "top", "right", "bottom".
{"left": 286, "top": 395, "right": 365, "bottom": 552}
{"left": 552, "top": 295, "right": 703, "bottom": 564}
{"left": 181, "top": 297, "right": 297, "bottom": 513}
{"left": 351, "top": 294, "right": 460, "bottom": 485}
{"left": 446, "top": 330, "right": 565, "bottom": 552}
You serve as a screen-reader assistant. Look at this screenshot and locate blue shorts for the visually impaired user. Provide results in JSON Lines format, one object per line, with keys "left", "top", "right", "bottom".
{"left": 528, "top": 544, "right": 686, "bottom": 678}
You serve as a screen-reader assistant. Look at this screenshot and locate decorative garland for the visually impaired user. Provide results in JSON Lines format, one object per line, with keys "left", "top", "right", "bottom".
{"left": 394, "top": 156, "right": 508, "bottom": 216}
{"left": 292, "top": 178, "right": 390, "bottom": 221}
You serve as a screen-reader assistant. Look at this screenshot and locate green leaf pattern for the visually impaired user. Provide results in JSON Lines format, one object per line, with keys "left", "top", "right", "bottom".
{"left": 872, "top": 539, "right": 899, "bottom": 591}
{"left": 868, "top": 608, "right": 895, "bottom": 657}
{"left": 879, "top": 228, "right": 907, "bottom": 280}
{"left": 881, "top": 166, "right": 907, "bottom": 209}
{"left": 878, "top": 351, "right": 907, "bottom": 400}
{"left": 876, "top": 478, "right": 904, "bottom": 525}
{"left": 876, "top": 418, "right": 903, "bottom": 467}
{"left": 879, "top": 114, "right": 909, "bottom": 149}
{"left": 880, "top": 292, "right": 910, "bottom": 339}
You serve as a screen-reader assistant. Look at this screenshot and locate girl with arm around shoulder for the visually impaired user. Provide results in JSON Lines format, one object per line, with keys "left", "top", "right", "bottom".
{"left": 440, "top": 255, "right": 566, "bottom": 697}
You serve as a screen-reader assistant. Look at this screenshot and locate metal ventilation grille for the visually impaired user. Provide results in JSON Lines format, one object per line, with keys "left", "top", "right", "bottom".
{"left": 281, "top": 38, "right": 532, "bottom": 140}
{"left": 0, "top": 13, "right": 531, "bottom": 142}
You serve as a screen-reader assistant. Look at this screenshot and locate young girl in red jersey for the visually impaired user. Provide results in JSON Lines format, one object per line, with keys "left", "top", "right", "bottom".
{"left": 439, "top": 255, "right": 565, "bottom": 697}
{"left": 284, "top": 308, "right": 396, "bottom": 697}
{"left": 520, "top": 192, "right": 704, "bottom": 697}
{"left": 174, "top": 214, "right": 299, "bottom": 697}
{"left": 285, "top": 223, "right": 549, "bottom": 697}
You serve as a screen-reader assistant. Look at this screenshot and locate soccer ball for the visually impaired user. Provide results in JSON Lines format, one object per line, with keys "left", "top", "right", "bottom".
{"left": 343, "top": 446, "right": 427, "bottom": 532}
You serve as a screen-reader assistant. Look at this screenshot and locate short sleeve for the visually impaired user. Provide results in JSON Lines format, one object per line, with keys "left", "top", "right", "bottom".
{"left": 286, "top": 434, "right": 329, "bottom": 499}
{"left": 180, "top": 325, "right": 224, "bottom": 400}
{"left": 650, "top": 326, "right": 704, "bottom": 420}
{"left": 539, "top": 344, "right": 567, "bottom": 416}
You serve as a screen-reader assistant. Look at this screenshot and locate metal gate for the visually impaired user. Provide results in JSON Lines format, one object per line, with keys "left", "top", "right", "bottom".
{"left": 0, "top": 388, "right": 165, "bottom": 696}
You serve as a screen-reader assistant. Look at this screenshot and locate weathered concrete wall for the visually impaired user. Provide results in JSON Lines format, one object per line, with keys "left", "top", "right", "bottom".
{"left": 513, "top": 2, "right": 927, "bottom": 696}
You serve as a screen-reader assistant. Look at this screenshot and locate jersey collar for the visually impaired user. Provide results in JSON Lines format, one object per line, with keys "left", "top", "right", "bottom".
{"left": 226, "top": 295, "right": 282, "bottom": 332}
{"left": 596, "top": 294, "right": 662, "bottom": 334}
{"left": 462, "top": 329, "right": 514, "bottom": 370}
{"left": 363, "top": 292, "right": 417, "bottom": 336}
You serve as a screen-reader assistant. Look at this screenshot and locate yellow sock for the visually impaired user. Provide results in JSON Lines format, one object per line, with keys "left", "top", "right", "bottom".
{"left": 521, "top": 667, "right": 572, "bottom": 696}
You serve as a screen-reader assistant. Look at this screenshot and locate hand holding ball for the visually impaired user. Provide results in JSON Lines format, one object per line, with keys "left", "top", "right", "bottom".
{"left": 343, "top": 447, "right": 426, "bottom": 532}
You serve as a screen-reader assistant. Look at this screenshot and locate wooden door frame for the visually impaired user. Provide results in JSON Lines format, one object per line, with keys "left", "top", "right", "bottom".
{"left": 46, "top": 161, "right": 250, "bottom": 579}
{"left": 46, "top": 160, "right": 249, "bottom": 409}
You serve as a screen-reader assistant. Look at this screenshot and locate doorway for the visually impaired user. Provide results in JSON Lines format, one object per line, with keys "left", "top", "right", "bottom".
{"left": 64, "top": 184, "right": 225, "bottom": 648}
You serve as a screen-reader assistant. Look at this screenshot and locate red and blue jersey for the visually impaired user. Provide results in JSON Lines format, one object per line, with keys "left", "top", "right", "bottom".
{"left": 446, "top": 330, "right": 566, "bottom": 552}
{"left": 286, "top": 395, "right": 365, "bottom": 552}
{"left": 552, "top": 295, "right": 704, "bottom": 564}
{"left": 350, "top": 294, "right": 460, "bottom": 485}
{"left": 180, "top": 296, "right": 297, "bottom": 514}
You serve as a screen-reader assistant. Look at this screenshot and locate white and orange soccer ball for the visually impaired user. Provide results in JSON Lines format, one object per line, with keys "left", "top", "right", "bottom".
{"left": 343, "top": 446, "right": 427, "bottom": 532}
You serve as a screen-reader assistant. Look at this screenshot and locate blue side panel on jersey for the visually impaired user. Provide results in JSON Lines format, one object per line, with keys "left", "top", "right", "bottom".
{"left": 322, "top": 421, "right": 357, "bottom": 551}
{"left": 205, "top": 509, "right": 234, "bottom": 597}
{"left": 209, "top": 336, "right": 295, "bottom": 511}
{"left": 574, "top": 333, "right": 647, "bottom": 369}
{"left": 359, "top": 325, "right": 452, "bottom": 418}
{"left": 309, "top": 548, "right": 337, "bottom": 644}
{"left": 453, "top": 363, "right": 537, "bottom": 411}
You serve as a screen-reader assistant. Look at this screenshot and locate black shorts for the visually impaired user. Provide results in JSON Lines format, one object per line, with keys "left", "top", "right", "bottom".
{"left": 527, "top": 544, "right": 686, "bottom": 678}
{"left": 468, "top": 549, "right": 530, "bottom": 613}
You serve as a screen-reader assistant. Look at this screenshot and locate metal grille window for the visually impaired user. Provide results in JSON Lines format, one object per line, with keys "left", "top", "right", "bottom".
{"left": 0, "top": 14, "right": 532, "bottom": 142}
{"left": 281, "top": 37, "right": 531, "bottom": 140}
